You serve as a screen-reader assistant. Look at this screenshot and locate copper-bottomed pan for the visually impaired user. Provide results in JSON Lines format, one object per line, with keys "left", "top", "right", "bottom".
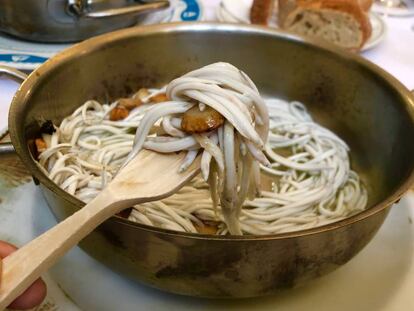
{"left": 3, "top": 23, "right": 414, "bottom": 298}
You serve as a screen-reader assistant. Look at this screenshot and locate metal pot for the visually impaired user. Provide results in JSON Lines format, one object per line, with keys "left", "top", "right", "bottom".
{"left": 2, "top": 23, "right": 414, "bottom": 298}
{"left": 0, "top": 0, "right": 169, "bottom": 42}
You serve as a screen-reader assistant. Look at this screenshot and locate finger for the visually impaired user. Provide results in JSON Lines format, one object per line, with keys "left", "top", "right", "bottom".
{"left": 0, "top": 240, "right": 17, "bottom": 258}
{"left": 0, "top": 241, "right": 47, "bottom": 310}
{"left": 7, "top": 278, "right": 47, "bottom": 310}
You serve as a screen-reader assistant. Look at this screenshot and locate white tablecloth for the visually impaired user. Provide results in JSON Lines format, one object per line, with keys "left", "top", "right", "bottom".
{"left": 1, "top": 0, "right": 413, "bottom": 133}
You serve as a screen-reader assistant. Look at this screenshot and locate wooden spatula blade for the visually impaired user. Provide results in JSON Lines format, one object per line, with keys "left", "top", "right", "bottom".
{"left": 110, "top": 150, "right": 200, "bottom": 201}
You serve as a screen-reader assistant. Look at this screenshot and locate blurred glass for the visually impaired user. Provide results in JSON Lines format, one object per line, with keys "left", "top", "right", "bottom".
{"left": 375, "top": 0, "right": 405, "bottom": 9}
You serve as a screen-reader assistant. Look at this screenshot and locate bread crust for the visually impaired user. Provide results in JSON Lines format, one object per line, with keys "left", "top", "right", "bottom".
{"left": 250, "top": 0, "right": 275, "bottom": 25}
{"left": 278, "top": 0, "right": 372, "bottom": 49}
{"left": 359, "top": 0, "right": 373, "bottom": 11}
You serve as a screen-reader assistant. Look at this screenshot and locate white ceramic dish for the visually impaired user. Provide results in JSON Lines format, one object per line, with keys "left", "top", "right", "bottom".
{"left": 373, "top": 0, "right": 414, "bottom": 17}
{"left": 216, "top": 0, "right": 256, "bottom": 24}
{"left": 365, "top": 12, "right": 388, "bottom": 50}
{"left": 0, "top": 0, "right": 203, "bottom": 70}
{"left": 216, "top": 0, "right": 387, "bottom": 52}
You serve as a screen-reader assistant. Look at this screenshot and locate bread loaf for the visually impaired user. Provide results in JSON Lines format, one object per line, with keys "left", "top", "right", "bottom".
{"left": 250, "top": 0, "right": 275, "bottom": 25}
{"left": 278, "top": 0, "right": 372, "bottom": 50}
{"left": 358, "top": 0, "right": 373, "bottom": 11}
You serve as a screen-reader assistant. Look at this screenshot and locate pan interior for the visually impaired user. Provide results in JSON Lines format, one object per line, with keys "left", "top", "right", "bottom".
{"left": 13, "top": 27, "right": 414, "bottom": 220}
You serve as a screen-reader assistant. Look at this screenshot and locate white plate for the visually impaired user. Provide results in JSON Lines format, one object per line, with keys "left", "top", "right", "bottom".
{"left": 1, "top": 169, "right": 414, "bottom": 310}
{"left": 0, "top": 0, "right": 203, "bottom": 70}
{"left": 220, "top": 0, "right": 251, "bottom": 23}
{"left": 373, "top": 0, "right": 414, "bottom": 17}
{"left": 365, "top": 12, "right": 388, "bottom": 51}
{"left": 217, "top": 0, "right": 387, "bottom": 52}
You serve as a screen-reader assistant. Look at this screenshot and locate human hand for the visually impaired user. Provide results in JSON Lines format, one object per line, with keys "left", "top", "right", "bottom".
{"left": 0, "top": 241, "right": 47, "bottom": 310}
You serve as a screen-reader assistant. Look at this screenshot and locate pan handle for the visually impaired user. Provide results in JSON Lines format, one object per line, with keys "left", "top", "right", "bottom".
{"left": 0, "top": 65, "right": 28, "bottom": 154}
{"left": 67, "top": 0, "right": 169, "bottom": 19}
{"left": 0, "top": 143, "right": 15, "bottom": 154}
{"left": 0, "top": 65, "right": 28, "bottom": 83}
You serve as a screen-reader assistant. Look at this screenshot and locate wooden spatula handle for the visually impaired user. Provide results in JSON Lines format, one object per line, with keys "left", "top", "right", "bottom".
{"left": 0, "top": 191, "right": 125, "bottom": 309}
{"left": 0, "top": 149, "right": 200, "bottom": 309}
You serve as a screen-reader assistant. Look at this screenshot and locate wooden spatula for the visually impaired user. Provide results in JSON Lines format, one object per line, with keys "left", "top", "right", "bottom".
{"left": 0, "top": 150, "right": 200, "bottom": 309}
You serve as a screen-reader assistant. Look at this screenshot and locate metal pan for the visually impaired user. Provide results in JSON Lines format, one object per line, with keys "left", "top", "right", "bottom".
{"left": 3, "top": 23, "right": 414, "bottom": 298}
{"left": 0, "top": 0, "right": 169, "bottom": 42}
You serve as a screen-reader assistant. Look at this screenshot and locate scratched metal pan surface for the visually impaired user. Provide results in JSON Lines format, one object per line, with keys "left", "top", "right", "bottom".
{"left": 7, "top": 23, "right": 414, "bottom": 298}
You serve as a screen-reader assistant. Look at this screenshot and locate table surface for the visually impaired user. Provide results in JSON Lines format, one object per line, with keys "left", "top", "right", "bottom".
{"left": 1, "top": 1, "right": 414, "bottom": 310}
